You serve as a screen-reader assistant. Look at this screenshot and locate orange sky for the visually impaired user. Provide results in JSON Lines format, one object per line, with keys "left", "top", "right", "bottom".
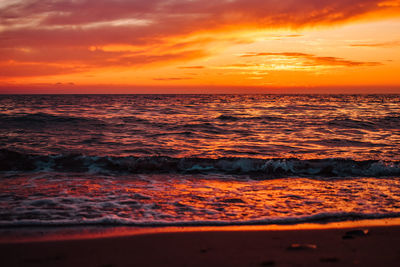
{"left": 1, "top": 0, "right": 400, "bottom": 93}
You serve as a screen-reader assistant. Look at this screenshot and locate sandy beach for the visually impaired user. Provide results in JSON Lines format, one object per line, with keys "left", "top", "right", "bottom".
{"left": 2, "top": 221, "right": 400, "bottom": 267}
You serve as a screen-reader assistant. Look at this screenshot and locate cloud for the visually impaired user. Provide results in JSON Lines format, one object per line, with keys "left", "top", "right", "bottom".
{"left": 178, "top": 66, "right": 205, "bottom": 69}
{"left": 153, "top": 77, "right": 193, "bottom": 81}
{"left": 379, "top": 0, "right": 400, "bottom": 7}
{"left": 0, "top": 0, "right": 398, "bottom": 78}
{"left": 0, "top": 62, "right": 86, "bottom": 77}
{"left": 349, "top": 40, "right": 400, "bottom": 47}
{"left": 2, "top": 1, "right": 399, "bottom": 49}
{"left": 0, "top": 49, "right": 206, "bottom": 77}
{"left": 240, "top": 52, "right": 382, "bottom": 68}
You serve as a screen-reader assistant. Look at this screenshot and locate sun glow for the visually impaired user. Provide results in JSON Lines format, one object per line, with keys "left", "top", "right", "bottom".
{"left": 0, "top": 0, "right": 399, "bottom": 93}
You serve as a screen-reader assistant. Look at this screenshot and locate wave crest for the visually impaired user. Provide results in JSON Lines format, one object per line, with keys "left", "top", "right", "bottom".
{"left": 1, "top": 212, "right": 400, "bottom": 228}
{"left": 1, "top": 149, "right": 399, "bottom": 178}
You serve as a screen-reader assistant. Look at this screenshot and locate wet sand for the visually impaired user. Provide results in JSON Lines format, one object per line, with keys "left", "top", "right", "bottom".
{"left": 0, "top": 219, "right": 400, "bottom": 267}
{"left": 1, "top": 223, "right": 400, "bottom": 267}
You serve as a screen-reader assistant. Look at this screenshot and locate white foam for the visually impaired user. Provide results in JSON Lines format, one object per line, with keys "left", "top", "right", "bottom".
{"left": 1, "top": 212, "right": 400, "bottom": 227}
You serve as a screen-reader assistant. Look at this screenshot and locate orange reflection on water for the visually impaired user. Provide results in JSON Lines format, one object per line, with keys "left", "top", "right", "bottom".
{"left": 2, "top": 174, "right": 400, "bottom": 228}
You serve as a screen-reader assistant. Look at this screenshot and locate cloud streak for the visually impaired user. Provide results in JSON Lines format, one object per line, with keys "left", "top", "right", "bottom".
{"left": 153, "top": 77, "right": 193, "bottom": 81}
{"left": 240, "top": 52, "right": 382, "bottom": 68}
{"left": 349, "top": 40, "right": 400, "bottom": 47}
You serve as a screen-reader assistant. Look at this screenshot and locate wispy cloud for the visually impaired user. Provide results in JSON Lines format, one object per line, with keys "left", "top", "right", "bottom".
{"left": 239, "top": 52, "right": 382, "bottom": 68}
{"left": 0, "top": 62, "right": 87, "bottom": 77}
{"left": 0, "top": 49, "right": 206, "bottom": 78}
{"left": 349, "top": 40, "right": 400, "bottom": 47}
{"left": 178, "top": 66, "right": 205, "bottom": 69}
{"left": 153, "top": 77, "right": 193, "bottom": 81}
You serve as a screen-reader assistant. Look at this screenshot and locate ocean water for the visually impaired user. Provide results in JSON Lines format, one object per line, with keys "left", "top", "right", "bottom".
{"left": 0, "top": 94, "right": 400, "bottom": 227}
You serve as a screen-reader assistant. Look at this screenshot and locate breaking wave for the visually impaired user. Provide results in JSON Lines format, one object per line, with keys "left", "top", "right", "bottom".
{"left": 1, "top": 149, "right": 399, "bottom": 178}
{"left": 1, "top": 212, "right": 400, "bottom": 228}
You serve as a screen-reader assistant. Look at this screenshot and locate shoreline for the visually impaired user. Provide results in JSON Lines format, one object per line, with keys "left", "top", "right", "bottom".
{"left": 1, "top": 218, "right": 400, "bottom": 266}
{"left": 2, "top": 217, "right": 400, "bottom": 243}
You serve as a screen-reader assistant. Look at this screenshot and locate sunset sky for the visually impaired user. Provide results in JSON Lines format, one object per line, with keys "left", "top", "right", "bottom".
{"left": 1, "top": 0, "right": 400, "bottom": 93}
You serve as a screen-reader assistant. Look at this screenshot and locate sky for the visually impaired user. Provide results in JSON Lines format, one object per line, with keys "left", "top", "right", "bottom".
{"left": 0, "top": 0, "right": 400, "bottom": 94}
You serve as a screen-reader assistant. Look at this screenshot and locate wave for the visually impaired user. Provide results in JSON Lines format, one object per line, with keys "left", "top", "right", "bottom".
{"left": 328, "top": 115, "right": 400, "bottom": 130}
{"left": 217, "top": 114, "right": 282, "bottom": 122}
{"left": 1, "top": 149, "right": 399, "bottom": 178}
{"left": 377, "top": 115, "right": 400, "bottom": 129}
{"left": 1, "top": 212, "right": 400, "bottom": 228}
{"left": 0, "top": 113, "right": 104, "bottom": 128}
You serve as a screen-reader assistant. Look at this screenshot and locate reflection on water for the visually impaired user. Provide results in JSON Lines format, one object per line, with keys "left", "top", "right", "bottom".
{"left": 1, "top": 94, "right": 400, "bottom": 227}
{"left": 1, "top": 173, "right": 400, "bottom": 226}
{"left": 0, "top": 94, "right": 399, "bottom": 160}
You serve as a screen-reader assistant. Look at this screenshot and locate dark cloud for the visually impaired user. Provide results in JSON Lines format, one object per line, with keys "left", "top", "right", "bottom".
{"left": 2, "top": 0, "right": 399, "bottom": 48}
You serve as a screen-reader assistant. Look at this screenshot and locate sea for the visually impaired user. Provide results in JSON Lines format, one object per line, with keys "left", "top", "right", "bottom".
{"left": 1, "top": 94, "right": 400, "bottom": 228}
